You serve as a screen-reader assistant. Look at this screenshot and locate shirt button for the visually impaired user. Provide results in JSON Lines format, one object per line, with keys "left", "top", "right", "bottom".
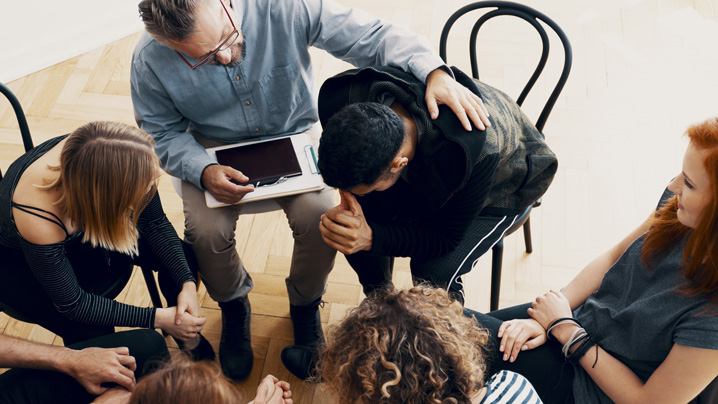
{"left": 255, "top": 128, "right": 260, "bottom": 132}
{"left": 245, "top": 101, "right": 251, "bottom": 106}
{"left": 235, "top": 75, "right": 241, "bottom": 80}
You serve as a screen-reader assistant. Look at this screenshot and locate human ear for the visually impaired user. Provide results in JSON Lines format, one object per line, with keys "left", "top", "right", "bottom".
{"left": 389, "top": 156, "right": 409, "bottom": 173}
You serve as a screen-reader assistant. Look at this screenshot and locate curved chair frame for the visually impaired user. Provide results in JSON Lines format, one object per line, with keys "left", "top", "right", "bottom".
{"left": 0, "top": 82, "right": 34, "bottom": 170}
{"left": 439, "top": 1, "right": 572, "bottom": 310}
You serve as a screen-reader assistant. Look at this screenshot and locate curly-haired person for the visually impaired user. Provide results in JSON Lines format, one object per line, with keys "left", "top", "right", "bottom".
{"left": 318, "top": 285, "right": 542, "bottom": 404}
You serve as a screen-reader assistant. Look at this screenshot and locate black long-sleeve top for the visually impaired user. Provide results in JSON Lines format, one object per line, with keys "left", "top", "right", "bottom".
{"left": 0, "top": 135, "right": 195, "bottom": 329}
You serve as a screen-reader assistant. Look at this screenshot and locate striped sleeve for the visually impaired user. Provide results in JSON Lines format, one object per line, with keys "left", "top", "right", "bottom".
{"left": 136, "top": 191, "right": 196, "bottom": 288}
{"left": 482, "top": 370, "right": 543, "bottom": 404}
{"left": 20, "top": 239, "right": 155, "bottom": 329}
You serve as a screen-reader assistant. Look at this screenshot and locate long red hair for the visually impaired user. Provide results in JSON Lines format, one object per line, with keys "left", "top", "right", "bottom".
{"left": 642, "top": 117, "right": 718, "bottom": 305}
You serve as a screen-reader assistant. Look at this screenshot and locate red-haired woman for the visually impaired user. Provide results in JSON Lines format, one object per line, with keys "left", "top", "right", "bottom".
{"left": 467, "top": 117, "right": 718, "bottom": 404}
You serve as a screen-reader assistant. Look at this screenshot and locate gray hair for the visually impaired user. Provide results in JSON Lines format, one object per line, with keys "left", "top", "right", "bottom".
{"left": 138, "top": 0, "right": 204, "bottom": 45}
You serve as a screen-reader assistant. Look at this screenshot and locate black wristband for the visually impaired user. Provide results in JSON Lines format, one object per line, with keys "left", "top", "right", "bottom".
{"left": 547, "top": 317, "right": 582, "bottom": 341}
{"left": 568, "top": 336, "right": 596, "bottom": 365}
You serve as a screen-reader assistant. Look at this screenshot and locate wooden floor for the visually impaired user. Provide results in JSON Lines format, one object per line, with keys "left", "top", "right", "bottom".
{"left": 1, "top": 0, "right": 717, "bottom": 402}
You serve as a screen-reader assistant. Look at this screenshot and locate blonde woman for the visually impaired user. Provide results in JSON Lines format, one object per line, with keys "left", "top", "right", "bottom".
{"left": 0, "top": 121, "right": 210, "bottom": 358}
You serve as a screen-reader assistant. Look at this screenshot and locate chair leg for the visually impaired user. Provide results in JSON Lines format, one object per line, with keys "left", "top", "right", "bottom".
{"left": 523, "top": 216, "right": 533, "bottom": 254}
{"left": 140, "top": 265, "right": 164, "bottom": 308}
{"left": 490, "top": 239, "right": 504, "bottom": 312}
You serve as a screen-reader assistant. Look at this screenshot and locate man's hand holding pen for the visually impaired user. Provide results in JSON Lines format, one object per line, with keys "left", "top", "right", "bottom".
{"left": 319, "top": 190, "right": 373, "bottom": 255}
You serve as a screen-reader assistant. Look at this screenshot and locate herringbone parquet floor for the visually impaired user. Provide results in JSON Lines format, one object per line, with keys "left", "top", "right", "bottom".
{"left": 1, "top": 0, "right": 717, "bottom": 402}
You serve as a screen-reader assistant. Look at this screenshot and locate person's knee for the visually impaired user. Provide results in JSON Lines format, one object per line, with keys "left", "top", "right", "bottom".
{"left": 184, "top": 210, "right": 236, "bottom": 246}
{"left": 285, "top": 191, "right": 336, "bottom": 236}
{"left": 123, "top": 329, "right": 170, "bottom": 377}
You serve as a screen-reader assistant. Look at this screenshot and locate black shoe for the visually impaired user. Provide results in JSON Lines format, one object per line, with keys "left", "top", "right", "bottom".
{"left": 218, "top": 297, "right": 254, "bottom": 381}
{"left": 280, "top": 299, "right": 323, "bottom": 380}
{"left": 281, "top": 344, "right": 319, "bottom": 381}
{"left": 175, "top": 333, "right": 215, "bottom": 361}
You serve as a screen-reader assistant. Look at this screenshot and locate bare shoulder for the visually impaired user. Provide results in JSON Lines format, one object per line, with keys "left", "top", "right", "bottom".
{"left": 12, "top": 206, "right": 68, "bottom": 245}
{"left": 12, "top": 167, "right": 70, "bottom": 246}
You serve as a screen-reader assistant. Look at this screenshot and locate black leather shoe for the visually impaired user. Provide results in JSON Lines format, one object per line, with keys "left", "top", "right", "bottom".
{"left": 218, "top": 297, "right": 254, "bottom": 381}
{"left": 280, "top": 299, "right": 323, "bottom": 380}
{"left": 281, "top": 344, "right": 319, "bottom": 381}
{"left": 175, "top": 333, "right": 215, "bottom": 362}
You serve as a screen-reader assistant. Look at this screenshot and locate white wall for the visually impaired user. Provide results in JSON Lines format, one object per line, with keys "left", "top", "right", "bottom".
{"left": 0, "top": 0, "right": 143, "bottom": 83}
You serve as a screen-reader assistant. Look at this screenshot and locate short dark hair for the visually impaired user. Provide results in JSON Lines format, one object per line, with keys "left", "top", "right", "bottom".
{"left": 318, "top": 102, "right": 405, "bottom": 190}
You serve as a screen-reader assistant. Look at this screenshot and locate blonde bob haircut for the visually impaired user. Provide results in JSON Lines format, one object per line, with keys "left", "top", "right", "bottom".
{"left": 42, "top": 121, "right": 159, "bottom": 256}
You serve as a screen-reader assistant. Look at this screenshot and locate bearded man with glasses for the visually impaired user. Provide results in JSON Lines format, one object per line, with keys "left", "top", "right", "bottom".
{"left": 130, "top": 0, "right": 491, "bottom": 382}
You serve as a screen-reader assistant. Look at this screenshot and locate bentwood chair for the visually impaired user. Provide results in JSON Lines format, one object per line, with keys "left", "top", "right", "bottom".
{"left": 0, "top": 82, "right": 164, "bottom": 317}
{"left": 0, "top": 82, "right": 39, "bottom": 322}
{"left": 439, "top": 1, "right": 572, "bottom": 311}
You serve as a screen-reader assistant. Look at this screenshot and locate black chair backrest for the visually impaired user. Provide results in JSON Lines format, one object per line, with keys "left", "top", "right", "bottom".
{"left": 439, "top": 1, "right": 572, "bottom": 132}
{"left": 0, "top": 82, "right": 35, "bottom": 181}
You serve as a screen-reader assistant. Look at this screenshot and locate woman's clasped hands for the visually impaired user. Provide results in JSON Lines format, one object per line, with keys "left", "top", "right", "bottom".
{"left": 154, "top": 281, "right": 207, "bottom": 344}
{"left": 497, "top": 289, "right": 574, "bottom": 363}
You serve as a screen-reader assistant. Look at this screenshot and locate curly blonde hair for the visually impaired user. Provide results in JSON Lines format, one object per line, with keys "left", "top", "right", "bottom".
{"left": 318, "top": 285, "right": 490, "bottom": 404}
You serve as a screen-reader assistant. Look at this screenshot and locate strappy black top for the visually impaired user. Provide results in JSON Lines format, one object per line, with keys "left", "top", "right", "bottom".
{"left": 0, "top": 135, "right": 195, "bottom": 328}
{"left": 10, "top": 202, "right": 70, "bottom": 236}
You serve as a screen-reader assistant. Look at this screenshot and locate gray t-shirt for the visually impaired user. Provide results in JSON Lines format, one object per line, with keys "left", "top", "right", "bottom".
{"left": 572, "top": 235, "right": 718, "bottom": 403}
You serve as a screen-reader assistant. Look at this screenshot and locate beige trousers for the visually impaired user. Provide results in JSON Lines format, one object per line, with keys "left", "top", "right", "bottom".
{"left": 181, "top": 126, "right": 337, "bottom": 306}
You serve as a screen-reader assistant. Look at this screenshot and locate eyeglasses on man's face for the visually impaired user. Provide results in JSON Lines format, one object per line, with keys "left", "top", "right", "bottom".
{"left": 176, "top": 0, "right": 239, "bottom": 69}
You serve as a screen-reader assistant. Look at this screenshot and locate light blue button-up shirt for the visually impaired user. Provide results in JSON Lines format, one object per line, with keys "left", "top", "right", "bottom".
{"left": 131, "top": 0, "right": 446, "bottom": 188}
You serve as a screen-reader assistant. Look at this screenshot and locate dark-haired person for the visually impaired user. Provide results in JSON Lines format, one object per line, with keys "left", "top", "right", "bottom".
{"left": 316, "top": 66, "right": 556, "bottom": 304}
{"left": 0, "top": 122, "right": 210, "bottom": 360}
{"left": 130, "top": 0, "right": 492, "bottom": 381}
{"left": 318, "top": 285, "right": 542, "bottom": 404}
{"left": 466, "top": 117, "right": 718, "bottom": 403}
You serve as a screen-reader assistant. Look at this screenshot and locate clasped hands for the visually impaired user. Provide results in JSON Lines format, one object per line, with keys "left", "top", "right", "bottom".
{"left": 497, "top": 289, "right": 573, "bottom": 363}
{"left": 319, "top": 190, "right": 372, "bottom": 255}
{"left": 249, "top": 374, "right": 293, "bottom": 404}
{"left": 155, "top": 281, "right": 207, "bottom": 344}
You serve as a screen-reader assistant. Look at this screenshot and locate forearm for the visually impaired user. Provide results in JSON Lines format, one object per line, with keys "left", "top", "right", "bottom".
{"left": 550, "top": 323, "right": 715, "bottom": 404}
{"left": 0, "top": 335, "right": 75, "bottom": 372}
{"left": 91, "top": 387, "right": 131, "bottom": 404}
{"left": 549, "top": 324, "right": 645, "bottom": 403}
{"left": 137, "top": 193, "right": 196, "bottom": 288}
{"left": 561, "top": 252, "right": 617, "bottom": 310}
{"left": 576, "top": 344, "right": 647, "bottom": 404}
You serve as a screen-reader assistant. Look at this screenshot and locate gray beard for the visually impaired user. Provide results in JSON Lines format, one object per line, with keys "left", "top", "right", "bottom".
{"left": 225, "top": 39, "right": 247, "bottom": 67}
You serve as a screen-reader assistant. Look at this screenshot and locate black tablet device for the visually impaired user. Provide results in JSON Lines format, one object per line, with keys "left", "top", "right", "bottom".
{"left": 215, "top": 137, "right": 302, "bottom": 186}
